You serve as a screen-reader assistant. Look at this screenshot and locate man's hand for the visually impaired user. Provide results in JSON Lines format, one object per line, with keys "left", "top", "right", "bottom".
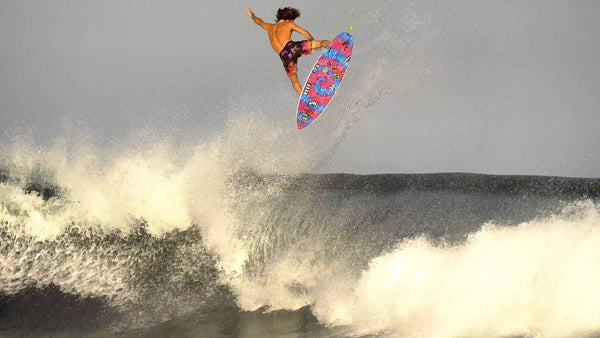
{"left": 246, "top": 6, "right": 254, "bottom": 17}
{"left": 246, "top": 6, "right": 269, "bottom": 30}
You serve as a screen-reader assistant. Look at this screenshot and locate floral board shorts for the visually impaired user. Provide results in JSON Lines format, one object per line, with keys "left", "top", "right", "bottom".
{"left": 279, "top": 40, "right": 312, "bottom": 76}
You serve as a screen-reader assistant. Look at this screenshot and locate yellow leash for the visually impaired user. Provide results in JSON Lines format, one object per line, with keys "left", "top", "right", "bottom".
{"left": 331, "top": 0, "right": 382, "bottom": 38}
{"left": 348, "top": 0, "right": 382, "bottom": 34}
{"left": 330, "top": 0, "right": 365, "bottom": 40}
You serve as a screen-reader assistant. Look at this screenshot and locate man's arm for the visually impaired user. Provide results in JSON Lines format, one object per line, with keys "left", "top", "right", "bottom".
{"left": 291, "top": 23, "right": 314, "bottom": 41}
{"left": 246, "top": 6, "right": 270, "bottom": 30}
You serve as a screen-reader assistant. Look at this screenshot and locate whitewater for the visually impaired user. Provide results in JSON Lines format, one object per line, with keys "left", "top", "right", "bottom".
{"left": 2, "top": 145, "right": 600, "bottom": 337}
{"left": 2, "top": 2, "right": 600, "bottom": 338}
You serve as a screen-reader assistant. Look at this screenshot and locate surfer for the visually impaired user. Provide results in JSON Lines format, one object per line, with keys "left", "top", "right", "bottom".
{"left": 246, "top": 6, "right": 330, "bottom": 94}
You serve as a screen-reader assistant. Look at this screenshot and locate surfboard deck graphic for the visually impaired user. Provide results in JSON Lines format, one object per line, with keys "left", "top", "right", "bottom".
{"left": 296, "top": 32, "right": 353, "bottom": 129}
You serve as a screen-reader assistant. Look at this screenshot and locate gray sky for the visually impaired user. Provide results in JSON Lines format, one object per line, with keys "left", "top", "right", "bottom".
{"left": 1, "top": 0, "right": 599, "bottom": 177}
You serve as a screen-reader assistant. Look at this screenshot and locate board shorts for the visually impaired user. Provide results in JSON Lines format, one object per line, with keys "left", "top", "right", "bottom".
{"left": 279, "top": 40, "right": 312, "bottom": 76}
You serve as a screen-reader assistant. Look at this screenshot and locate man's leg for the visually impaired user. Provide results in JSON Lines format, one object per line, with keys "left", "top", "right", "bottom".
{"left": 310, "top": 40, "right": 330, "bottom": 50}
{"left": 288, "top": 71, "right": 302, "bottom": 95}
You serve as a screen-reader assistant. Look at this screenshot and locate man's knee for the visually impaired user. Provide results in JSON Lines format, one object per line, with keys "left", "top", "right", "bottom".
{"left": 287, "top": 70, "right": 298, "bottom": 81}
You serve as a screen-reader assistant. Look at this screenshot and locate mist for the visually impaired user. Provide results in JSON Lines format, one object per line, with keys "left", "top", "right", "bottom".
{"left": 1, "top": 0, "right": 599, "bottom": 176}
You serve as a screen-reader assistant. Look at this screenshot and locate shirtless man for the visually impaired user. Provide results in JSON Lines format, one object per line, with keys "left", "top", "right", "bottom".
{"left": 246, "top": 6, "right": 330, "bottom": 94}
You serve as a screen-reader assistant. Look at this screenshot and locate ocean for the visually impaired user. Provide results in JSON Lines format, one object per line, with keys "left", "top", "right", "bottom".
{"left": 1, "top": 160, "right": 599, "bottom": 337}
{"left": 2, "top": 1, "right": 600, "bottom": 337}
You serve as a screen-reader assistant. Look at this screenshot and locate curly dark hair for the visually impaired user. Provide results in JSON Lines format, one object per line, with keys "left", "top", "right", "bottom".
{"left": 276, "top": 7, "right": 300, "bottom": 21}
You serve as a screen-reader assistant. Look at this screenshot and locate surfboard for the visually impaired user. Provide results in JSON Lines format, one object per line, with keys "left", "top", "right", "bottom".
{"left": 296, "top": 32, "right": 354, "bottom": 129}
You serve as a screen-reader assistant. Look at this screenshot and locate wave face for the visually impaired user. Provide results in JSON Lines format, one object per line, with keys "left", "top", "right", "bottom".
{"left": 1, "top": 150, "right": 599, "bottom": 337}
{"left": 227, "top": 173, "right": 600, "bottom": 337}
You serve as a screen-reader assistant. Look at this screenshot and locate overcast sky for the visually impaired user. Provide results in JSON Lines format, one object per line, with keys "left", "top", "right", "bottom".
{"left": 1, "top": 0, "right": 599, "bottom": 177}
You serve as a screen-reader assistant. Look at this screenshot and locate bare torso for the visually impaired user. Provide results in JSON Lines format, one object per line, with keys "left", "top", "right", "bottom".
{"left": 266, "top": 21, "right": 314, "bottom": 53}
